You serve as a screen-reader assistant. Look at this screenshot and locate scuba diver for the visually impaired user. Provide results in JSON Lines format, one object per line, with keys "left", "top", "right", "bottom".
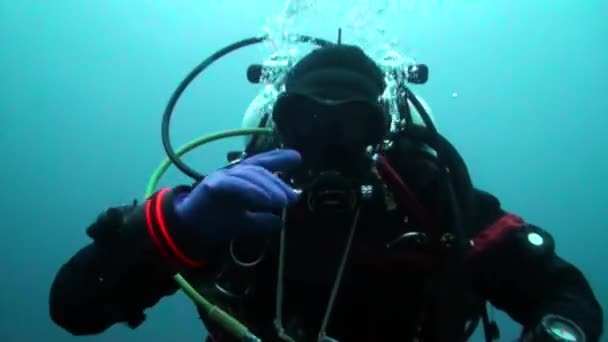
{"left": 49, "top": 32, "right": 603, "bottom": 342}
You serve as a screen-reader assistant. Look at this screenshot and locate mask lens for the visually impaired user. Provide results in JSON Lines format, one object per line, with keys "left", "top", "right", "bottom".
{"left": 333, "top": 101, "right": 386, "bottom": 146}
{"left": 273, "top": 94, "right": 388, "bottom": 150}
{"left": 273, "top": 95, "right": 320, "bottom": 148}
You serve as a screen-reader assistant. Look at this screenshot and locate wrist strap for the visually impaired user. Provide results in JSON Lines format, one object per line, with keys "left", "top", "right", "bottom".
{"left": 145, "top": 187, "right": 206, "bottom": 269}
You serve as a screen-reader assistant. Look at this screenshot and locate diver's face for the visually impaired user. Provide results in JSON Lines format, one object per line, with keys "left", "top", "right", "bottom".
{"left": 272, "top": 92, "right": 389, "bottom": 183}
{"left": 273, "top": 93, "right": 388, "bottom": 154}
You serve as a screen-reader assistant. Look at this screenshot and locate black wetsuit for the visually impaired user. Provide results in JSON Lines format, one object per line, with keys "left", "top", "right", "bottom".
{"left": 49, "top": 152, "right": 604, "bottom": 341}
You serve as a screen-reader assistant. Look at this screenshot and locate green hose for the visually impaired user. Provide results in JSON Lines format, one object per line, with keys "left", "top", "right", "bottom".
{"left": 144, "top": 127, "right": 271, "bottom": 342}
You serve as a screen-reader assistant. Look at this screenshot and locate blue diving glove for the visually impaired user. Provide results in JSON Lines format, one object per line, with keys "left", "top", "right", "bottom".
{"left": 172, "top": 149, "right": 302, "bottom": 259}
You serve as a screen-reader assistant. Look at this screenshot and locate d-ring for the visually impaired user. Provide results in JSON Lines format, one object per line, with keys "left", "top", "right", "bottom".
{"left": 230, "top": 238, "right": 267, "bottom": 267}
{"left": 215, "top": 280, "right": 250, "bottom": 299}
{"left": 386, "top": 231, "right": 428, "bottom": 249}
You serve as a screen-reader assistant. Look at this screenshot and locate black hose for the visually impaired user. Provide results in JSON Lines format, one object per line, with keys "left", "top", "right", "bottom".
{"left": 161, "top": 34, "right": 333, "bottom": 181}
{"left": 161, "top": 37, "right": 265, "bottom": 181}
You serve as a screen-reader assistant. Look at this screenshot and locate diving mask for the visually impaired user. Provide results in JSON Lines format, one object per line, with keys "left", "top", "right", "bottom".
{"left": 271, "top": 44, "right": 390, "bottom": 187}
{"left": 273, "top": 93, "right": 389, "bottom": 180}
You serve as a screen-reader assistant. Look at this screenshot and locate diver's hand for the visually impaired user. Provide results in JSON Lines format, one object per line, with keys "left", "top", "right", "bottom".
{"left": 174, "top": 149, "right": 301, "bottom": 247}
